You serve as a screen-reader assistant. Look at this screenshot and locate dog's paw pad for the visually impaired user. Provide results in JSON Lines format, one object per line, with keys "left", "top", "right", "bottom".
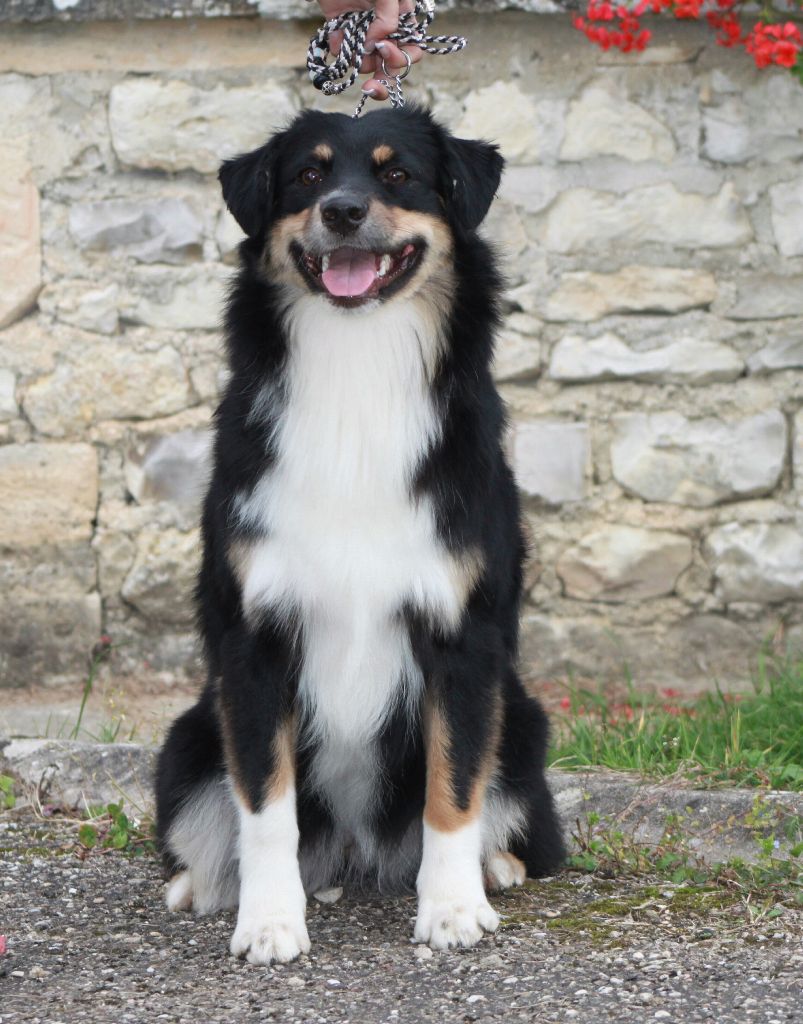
{"left": 414, "top": 897, "right": 499, "bottom": 950}
{"left": 230, "top": 915, "right": 311, "bottom": 965}
{"left": 485, "top": 851, "right": 527, "bottom": 891}
{"left": 165, "top": 870, "right": 193, "bottom": 912}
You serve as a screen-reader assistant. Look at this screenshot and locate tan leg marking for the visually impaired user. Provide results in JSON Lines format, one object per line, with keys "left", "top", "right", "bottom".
{"left": 265, "top": 716, "right": 296, "bottom": 803}
{"left": 422, "top": 696, "right": 499, "bottom": 833}
{"left": 218, "top": 684, "right": 296, "bottom": 812}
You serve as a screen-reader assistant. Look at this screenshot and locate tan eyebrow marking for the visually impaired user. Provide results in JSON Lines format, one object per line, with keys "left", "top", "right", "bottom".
{"left": 312, "top": 143, "right": 333, "bottom": 161}
{"left": 372, "top": 144, "right": 395, "bottom": 164}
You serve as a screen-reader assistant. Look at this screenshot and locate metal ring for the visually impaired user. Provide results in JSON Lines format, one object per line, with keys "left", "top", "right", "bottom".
{"left": 381, "top": 47, "right": 413, "bottom": 81}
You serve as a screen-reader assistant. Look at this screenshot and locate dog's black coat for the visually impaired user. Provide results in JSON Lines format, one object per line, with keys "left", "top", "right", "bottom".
{"left": 156, "top": 108, "right": 564, "bottom": 896}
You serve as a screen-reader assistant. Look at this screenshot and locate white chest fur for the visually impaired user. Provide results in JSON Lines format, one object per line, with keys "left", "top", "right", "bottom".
{"left": 234, "top": 298, "right": 464, "bottom": 818}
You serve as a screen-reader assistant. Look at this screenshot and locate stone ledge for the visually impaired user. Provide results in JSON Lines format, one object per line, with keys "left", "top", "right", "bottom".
{"left": 1, "top": 0, "right": 565, "bottom": 24}
{"left": 3, "top": 738, "right": 800, "bottom": 866}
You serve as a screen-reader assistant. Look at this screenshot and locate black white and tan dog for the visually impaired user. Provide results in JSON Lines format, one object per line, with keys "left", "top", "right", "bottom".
{"left": 155, "top": 107, "right": 565, "bottom": 965}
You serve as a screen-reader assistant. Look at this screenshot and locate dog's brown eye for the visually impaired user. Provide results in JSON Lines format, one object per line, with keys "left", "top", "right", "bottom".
{"left": 299, "top": 167, "right": 323, "bottom": 186}
{"left": 382, "top": 167, "right": 409, "bottom": 185}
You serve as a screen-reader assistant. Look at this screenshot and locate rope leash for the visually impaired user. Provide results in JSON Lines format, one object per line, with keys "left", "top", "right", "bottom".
{"left": 306, "top": 1, "right": 467, "bottom": 117}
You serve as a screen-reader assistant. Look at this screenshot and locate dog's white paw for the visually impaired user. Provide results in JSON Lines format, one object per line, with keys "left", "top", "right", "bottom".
{"left": 414, "top": 895, "right": 499, "bottom": 950}
{"left": 230, "top": 912, "right": 311, "bottom": 965}
{"left": 165, "top": 870, "right": 193, "bottom": 912}
{"left": 485, "top": 851, "right": 527, "bottom": 891}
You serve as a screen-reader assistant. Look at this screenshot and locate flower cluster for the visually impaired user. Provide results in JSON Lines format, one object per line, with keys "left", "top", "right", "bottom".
{"left": 573, "top": 0, "right": 803, "bottom": 77}
{"left": 573, "top": 2, "right": 651, "bottom": 54}
{"left": 744, "top": 20, "right": 803, "bottom": 69}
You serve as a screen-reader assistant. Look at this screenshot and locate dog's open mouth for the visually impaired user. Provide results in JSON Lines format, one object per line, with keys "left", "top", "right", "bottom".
{"left": 295, "top": 242, "right": 424, "bottom": 306}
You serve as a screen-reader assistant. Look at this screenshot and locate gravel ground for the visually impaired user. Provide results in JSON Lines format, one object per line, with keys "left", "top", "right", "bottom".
{"left": 1, "top": 811, "right": 801, "bottom": 1024}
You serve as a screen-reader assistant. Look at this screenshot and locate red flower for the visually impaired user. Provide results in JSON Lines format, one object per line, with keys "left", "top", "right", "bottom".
{"left": 0, "top": 935, "right": 6, "bottom": 955}
{"left": 559, "top": 696, "right": 572, "bottom": 710}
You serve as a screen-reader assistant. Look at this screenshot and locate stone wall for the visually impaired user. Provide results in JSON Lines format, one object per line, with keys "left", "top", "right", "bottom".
{"left": 1, "top": 5, "right": 801, "bottom": 690}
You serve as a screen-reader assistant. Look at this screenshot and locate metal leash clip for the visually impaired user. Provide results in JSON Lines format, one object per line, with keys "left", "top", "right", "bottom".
{"left": 352, "top": 48, "right": 413, "bottom": 118}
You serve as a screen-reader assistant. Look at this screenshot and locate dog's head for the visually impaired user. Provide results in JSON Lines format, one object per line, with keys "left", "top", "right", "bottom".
{"left": 219, "top": 107, "right": 503, "bottom": 310}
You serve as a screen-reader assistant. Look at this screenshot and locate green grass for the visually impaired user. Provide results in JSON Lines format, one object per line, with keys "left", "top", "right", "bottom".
{"left": 549, "top": 650, "right": 803, "bottom": 790}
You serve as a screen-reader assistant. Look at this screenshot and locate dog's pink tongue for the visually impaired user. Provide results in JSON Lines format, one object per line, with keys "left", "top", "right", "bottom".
{"left": 321, "top": 248, "right": 376, "bottom": 297}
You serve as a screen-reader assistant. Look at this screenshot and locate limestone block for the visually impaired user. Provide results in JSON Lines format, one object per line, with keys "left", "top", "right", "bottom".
{"left": 22, "top": 334, "right": 190, "bottom": 436}
{"left": 121, "top": 264, "right": 229, "bottom": 330}
{"left": 702, "top": 75, "right": 803, "bottom": 164}
{"left": 0, "top": 370, "right": 17, "bottom": 421}
{"left": 125, "top": 429, "right": 213, "bottom": 509}
{"left": 524, "top": 609, "right": 761, "bottom": 688}
{"left": 499, "top": 165, "right": 563, "bottom": 216}
{"left": 705, "top": 523, "right": 803, "bottom": 603}
{"left": 542, "top": 266, "right": 717, "bottom": 322}
{"left": 0, "top": 316, "right": 60, "bottom": 375}
{"left": 38, "top": 281, "right": 119, "bottom": 335}
{"left": 493, "top": 313, "right": 541, "bottom": 383}
{"left": 0, "top": 443, "right": 98, "bottom": 547}
{"left": 611, "top": 410, "right": 786, "bottom": 507}
{"left": 747, "top": 333, "right": 803, "bottom": 374}
{"left": 0, "top": 586, "right": 101, "bottom": 688}
{"left": 482, "top": 198, "right": 529, "bottom": 260}
{"left": 69, "top": 197, "right": 204, "bottom": 264}
{"left": 121, "top": 527, "right": 201, "bottom": 625}
{"left": 512, "top": 420, "right": 590, "bottom": 504}
{"left": 0, "top": 142, "right": 41, "bottom": 328}
{"left": 456, "top": 81, "right": 559, "bottom": 164}
{"left": 769, "top": 179, "right": 803, "bottom": 258}
{"left": 728, "top": 276, "right": 803, "bottom": 320}
{"left": 109, "top": 78, "right": 298, "bottom": 173}
{"left": 557, "top": 525, "right": 693, "bottom": 602}
{"left": 215, "top": 208, "right": 244, "bottom": 264}
{"left": 541, "top": 183, "right": 752, "bottom": 254}
{"left": 549, "top": 332, "right": 742, "bottom": 384}
{"left": 560, "top": 86, "right": 675, "bottom": 163}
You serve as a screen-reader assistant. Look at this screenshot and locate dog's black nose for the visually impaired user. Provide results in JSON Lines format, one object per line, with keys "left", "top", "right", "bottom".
{"left": 320, "top": 197, "right": 368, "bottom": 235}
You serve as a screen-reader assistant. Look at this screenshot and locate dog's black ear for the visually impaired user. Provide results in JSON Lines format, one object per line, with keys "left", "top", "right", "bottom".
{"left": 440, "top": 135, "right": 504, "bottom": 234}
{"left": 219, "top": 134, "right": 283, "bottom": 238}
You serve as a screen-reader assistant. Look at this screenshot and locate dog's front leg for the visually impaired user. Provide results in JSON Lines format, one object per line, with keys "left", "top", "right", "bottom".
{"left": 415, "top": 624, "right": 502, "bottom": 950}
{"left": 220, "top": 619, "right": 309, "bottom": 965}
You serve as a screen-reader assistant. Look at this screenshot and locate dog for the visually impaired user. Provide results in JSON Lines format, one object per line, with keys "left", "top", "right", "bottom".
{"left": 155, "top": 106, "right": 565, "bottom": 966}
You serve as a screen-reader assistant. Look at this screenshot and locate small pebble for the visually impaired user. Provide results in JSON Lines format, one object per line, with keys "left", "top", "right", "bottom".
{"left": 414, "top": 945, "right": 433, "bottom": 961}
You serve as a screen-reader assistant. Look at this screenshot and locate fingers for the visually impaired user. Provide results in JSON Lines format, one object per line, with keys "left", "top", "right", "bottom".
{"left": 360, "top": 43, "right": 422, "bottom": 104}
{"left": 361, "top": 78, "right": 390, "bottom": 102}
{"left": 359, "top": 43, "right": 423, "bottom": 74}
{"left": 366, "top": 0, "right": 403, "bottom": 44}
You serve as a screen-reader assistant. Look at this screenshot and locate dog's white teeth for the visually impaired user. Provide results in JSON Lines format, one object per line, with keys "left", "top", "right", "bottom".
{"left": 378, "top": 254, "right": 391, "bottom": 277}
{"left": 321, "top": 253, "right": 330, "bottom": 273}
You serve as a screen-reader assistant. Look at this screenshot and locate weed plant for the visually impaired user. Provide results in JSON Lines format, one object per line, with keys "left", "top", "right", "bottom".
{"left": 549, "top": 650, "right": 803, "bottom": 790}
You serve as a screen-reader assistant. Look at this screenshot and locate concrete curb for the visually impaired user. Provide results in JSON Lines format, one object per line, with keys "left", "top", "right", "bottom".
{"left": 2, "top": 737, "right": 801, "bottom": 865}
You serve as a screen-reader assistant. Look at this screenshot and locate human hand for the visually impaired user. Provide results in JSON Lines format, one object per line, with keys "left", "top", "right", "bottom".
{"left": 316, "top": 0, "right": 424, "bottom": 102}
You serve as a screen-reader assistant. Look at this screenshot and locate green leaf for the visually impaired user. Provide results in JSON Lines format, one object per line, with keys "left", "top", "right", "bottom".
{"left": 78, "top": 824, "right": 98, "bottom": 848}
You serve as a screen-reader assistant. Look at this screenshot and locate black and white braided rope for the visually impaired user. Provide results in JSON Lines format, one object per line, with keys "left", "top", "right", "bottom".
{"left": 306, "top": 0, "right": 467, "bottom": 116}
